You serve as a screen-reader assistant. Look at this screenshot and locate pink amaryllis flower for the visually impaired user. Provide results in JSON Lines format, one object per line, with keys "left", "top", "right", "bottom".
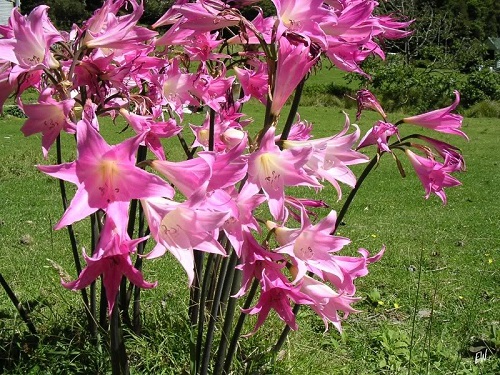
{"left": 0, "top": 6, "right": 61, "bottom": 72}
{"left": 62, "top": 202, "right": 157, "bottom": 313}
{"left": 269, "top": 210, "right": 351, "bottom": 282}
{"left": 271, "top": 0, "right": 330, "bottom": 46}
{"left": 357, "top": 120, "right": 399, "bottom": 153}
{"left": 233, "top": 61, "right": 268, "bottom": 105}
{"left": 120, "top": 109, "right": 181, "bottom": 160}
{"left": 402, "top": 91, "right": 468, "bottom": 139}
{"left": 416, "top": 135, "right": 466, "bottom": 172}
{"left": 20, "top": 90, "right": 76, "bottom": 158}
{"left": 81, "top": 0, "right": 157, "bottom": 50}
{"left": 247, "top": 126, "right": 320, "bottom": 221}
{"left": 299, "top": 275, "right": 360, "bottom": 332}
{"left": 141, "top": 197, "right": 229, "bottom": 285}
{"left": 243, "top": 267, "right": 313, "bottom": 333}
{"left": 283, "top": 115, "right": 368, "bottom": 199}
{"left": 271, "top": 36, "right": 319, "bottom": 117}
{"left": 38, "top": 118, "right": 174, "bottom": 229}
{"left": 406, "top": 149, "right": 462, "bottom": 205}
{"left": 356, "top": 89, "right": 387, "bottom": 120}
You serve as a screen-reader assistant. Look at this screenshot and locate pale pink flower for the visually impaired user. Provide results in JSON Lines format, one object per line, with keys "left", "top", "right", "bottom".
{"left": 243, "top": 267, "right": 313, "bottom": 333}
{"left": 184, "top": 32, "right": 229, "bottom": 62}
{"left": 165, "top": 0, "right": 240, "bottom": 32}
{"left": 233, "top": 61, "right": 268, "bottom": 105}
{"left": 299, "top": 275, "right": 360, "bottom": 332}
{"left": 270, "top": 210, "right": 351, "bottom": 282}
{"left": 417, "top": 135, "right": 466, "bottom": 172}
{"left": 82, "top": 0, "right": 157, "bottom": 49}
{"left": 406, "top": 149, "right": 462, "bottom": 205}
{"left": 324, "top": 246, "right": 386, "bottom": 295}
{"left": 402, "top": 91, "right": 467, "bottom": 139}
{"left": 271, "top": 0, "right": 331, "bottom": 47}
{"left": 141, "top": 197, "right": 229, "bottom": 285}
{"left": 247, "top": 126, "right": 320, "bottom": 221}
{"left": 283, "top": 115, "right": 368, "bottom": 199}
{"left": 120, "top": 109, "right": 181, "bottom": 160}
{"left": 356, "top": 89, "right": 387, "bottom": 120}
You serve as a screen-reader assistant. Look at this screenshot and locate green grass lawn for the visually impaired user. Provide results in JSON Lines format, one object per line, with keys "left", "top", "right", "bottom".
{"left": 0, "top": 102, "right": 499, "bottom": 374}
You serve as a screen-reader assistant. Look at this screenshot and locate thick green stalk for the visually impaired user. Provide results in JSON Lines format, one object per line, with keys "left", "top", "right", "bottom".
{"left": 279, "top": 78, "right": 305, "bottom": 144}
{"left": 110, "top": 301, "right": 129, "bottom": 375}
{"left": 194, "top": 253, "right": 216, "bottom": 374}
{"left": 222, "top": 279, "right": 259, "bottom": 374}
{"left": 0, "top": 273, "right": 37, "bottom": 336}
{"left": 199, "top": 251, "right": 235, "bottom": 375}
{"left": 213, "top": 263, "right": 242, "bottom": 374}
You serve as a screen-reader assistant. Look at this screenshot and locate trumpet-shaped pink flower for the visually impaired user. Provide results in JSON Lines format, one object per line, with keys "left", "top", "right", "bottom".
{"left": 406, "top": 149, "right": 462, "bottom": 205}
{"left": 62, "top": 202, "right": 156, "bottom": 313}
{"left": 283, "top": 115, "right": 368, "bottom": 199}
{"left": 271, "top": 36, "right": 319, "bottom": 116}
{"left": 141, "top": 197, "right": 229, "bottom": 285}
{"left": 299, "top": 275, "right": 360, "bottom": 332}
{"left": 357, "top": 121, "right": 399, "bottom": 153}
{"left": 234, "top": 61, "right": 268, "bottom": 105}
{"left": 120, "top": 109, "right": 181, "bottom": 160}
{"left": 271, "top": 0, "right": 330, "bottom": 47}
{"left": 0, "top": 6, "right": 61, "bottom": 71}
{"left": 166, "top": 0, "right": 240, "bottom": 32}
{"left": 247, "top": 126, "right": 320, "bottom": 221}
{"left": 20, "top": 90, "right": 76, "bottom": 158}
{"left": 417, "top": 135, "right": 466, "bottom": 172}
{"left": 183, "top": 32, "right": 228, "bottom": 62}
{"left": 243, "top": 268, "right": 313, "bottom": 333}
{"left": 402, "top": 91, "right": 467, "bottom": 139}
{"left": 356, "top": 89, "right": 387, "bottom": 120}
{"left": 82, "top": 0, "right": 157, "bottom": 49}
{"left": 323, "top": 246, "right": 385, "bottom": 295}
{"left": 270, "top": 210, "right": 351, "bottom": 282}
{"left": 38, "top": 118, "right": 174, "bottom": 229}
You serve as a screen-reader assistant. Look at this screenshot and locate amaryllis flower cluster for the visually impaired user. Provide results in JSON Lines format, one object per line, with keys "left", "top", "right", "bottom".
{"left": 1, "top": 0, "right": 465, "bottom": 342}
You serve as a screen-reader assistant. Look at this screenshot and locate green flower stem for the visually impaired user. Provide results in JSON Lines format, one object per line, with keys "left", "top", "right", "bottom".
{"left": 0, "top": 273, "right": 37, "bottom": 336}
{"left": 132, "top": 202, "right": 147, "bottom": 334}
{"left": 334, "top": 155, "right": 379, "bottom": 233}
{"left": 194, "top": 253, "right": 216, "bottom": 374}
{"left": 213, "top": 262, "right": 243, "bottom": 374}
{"left": 280, "top": 78, "right": 306, "bottom": 145}
{"left": 200, "top": 249, "right": 238, "bottom": 375}
{"left": 222, "top": 278, "right": 259, "bottom": 374}
{"left": 110, "top": 301, "right": 129, "bottom": 375}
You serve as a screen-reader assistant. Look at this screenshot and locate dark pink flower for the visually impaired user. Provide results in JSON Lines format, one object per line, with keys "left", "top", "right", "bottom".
{"left": 406, "top": 149, "right": 461, "bottom": 205}
{"left": 403, "top": 91, "right": 467, "bottom": 139}
{"left": 62, "top": 202, "right": 157, "bottom": 314}
{"left": 38, "top": 118, "right": 174, "bottom": 229}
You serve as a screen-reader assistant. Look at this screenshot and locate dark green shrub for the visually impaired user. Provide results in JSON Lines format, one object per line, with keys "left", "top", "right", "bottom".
{"left": 459, "top": 70, "right": 500, "bottom": 108}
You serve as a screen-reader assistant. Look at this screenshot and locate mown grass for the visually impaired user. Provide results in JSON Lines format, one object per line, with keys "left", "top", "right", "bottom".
{"left": 0, "top": 100, "right": 499, "bottom": 374}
